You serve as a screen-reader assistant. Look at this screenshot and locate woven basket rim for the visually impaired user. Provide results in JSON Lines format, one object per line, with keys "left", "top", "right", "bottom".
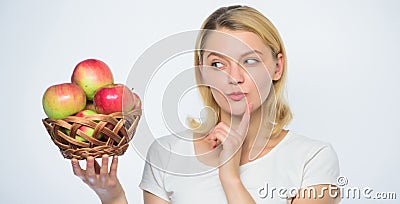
{"left": 42, "top": 108, "right": 142, "bottom": 160}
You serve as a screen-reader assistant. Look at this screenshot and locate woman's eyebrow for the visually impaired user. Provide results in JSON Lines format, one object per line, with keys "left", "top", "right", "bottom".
{"left": 206, "top": 50, "right": 263, "bottom": 59}
{"left": 241, "top": 50, "right": 264, "bottom": 57}
{"left": 206, "top": 52, "right": 226, "bottom": 59}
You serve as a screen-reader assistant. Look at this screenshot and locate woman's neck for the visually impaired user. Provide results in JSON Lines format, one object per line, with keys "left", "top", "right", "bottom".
{"left": 219, "top": 106, "right": 287, "bottom": 162}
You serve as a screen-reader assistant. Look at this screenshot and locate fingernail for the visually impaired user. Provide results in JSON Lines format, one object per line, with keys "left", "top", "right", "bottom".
{"left": 113, "top": 156, "right": 118, "bottom": 160}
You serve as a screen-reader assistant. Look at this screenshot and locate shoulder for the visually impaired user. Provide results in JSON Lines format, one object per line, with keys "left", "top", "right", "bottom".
{"left": 147, "top": 130, "right": 192, "bottom": 152}
{"left": 145, "top": 134, "right": 178, "bottom": 161}
{"left": 145, "top": 130, "right": 195, "bottom": 164}
{"left": 280, "top": 130, "right": 340, "bottom": 174}
{"left": 284, "top": 130, "right": 340, "bottom": 187}
{"left": 284, "top": 130, "right": 338, "bottom": 158}
{"left": 143, "top": 133, "right": 185, "bottom": 174}
{"left": 145, "top": 130, "right": 208, "bottom": 175}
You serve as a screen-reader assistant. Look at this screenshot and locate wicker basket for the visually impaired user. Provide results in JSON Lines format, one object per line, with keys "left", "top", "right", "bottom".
{"left": 42, "top": 109, "right": 141, "bottom": 160}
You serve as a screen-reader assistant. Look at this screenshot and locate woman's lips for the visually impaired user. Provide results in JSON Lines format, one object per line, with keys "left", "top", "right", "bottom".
{"left": 227, "top": 92, "right": 247, "bottom": 101}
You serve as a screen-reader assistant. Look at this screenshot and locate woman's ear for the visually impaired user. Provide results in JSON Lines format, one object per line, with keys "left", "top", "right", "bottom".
{"left": 198, "top": 63, "right": 206, "bottom": 84}
{"left": 273, "top": 53, "right": 284, "bottom": 81}
{"left": 197, "top": 54, "right": 203, "bottom": 72}
{"left": 198, "top": 63, "right": 204, "bottom": 77}
{"left": 198, "top": 63, "right": 203, "bottom": 74}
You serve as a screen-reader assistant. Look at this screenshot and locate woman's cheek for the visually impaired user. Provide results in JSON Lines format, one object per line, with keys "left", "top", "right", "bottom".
{"left": 246, "top": 68, "right": 273, "bottom": 105}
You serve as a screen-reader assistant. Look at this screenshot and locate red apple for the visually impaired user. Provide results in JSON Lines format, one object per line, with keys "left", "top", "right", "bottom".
{"left": 94, "top": 84, "right": 135, "bottom": 114}
{"left": 74, "top": 110, "right": 102, "bottom": 142}
{"left": 71, "top": 59, "right": 114, "bottom": 100}
{"left": 42, "top": 83, "right": 86, "bottom": 119}
{"left": 132, "top": 92, "right": 142, "bottom": 110}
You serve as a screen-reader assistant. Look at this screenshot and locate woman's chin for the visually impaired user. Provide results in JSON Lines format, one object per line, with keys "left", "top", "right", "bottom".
{"left": 224, "top": 103, "right": 247, "bottom": 116}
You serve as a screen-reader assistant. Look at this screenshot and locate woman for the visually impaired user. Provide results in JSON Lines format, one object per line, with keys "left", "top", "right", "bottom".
{"left": 71, "top": 5, "right": 340, "bottom": 204}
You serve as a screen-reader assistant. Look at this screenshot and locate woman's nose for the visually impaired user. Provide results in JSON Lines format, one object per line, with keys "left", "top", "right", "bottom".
{"left": 228, "top": 62, "right": 245, "bottom": 85}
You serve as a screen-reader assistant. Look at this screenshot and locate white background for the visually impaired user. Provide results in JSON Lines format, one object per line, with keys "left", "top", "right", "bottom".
{"left": 1, "top": 0, "right": 399, "bottom": 203}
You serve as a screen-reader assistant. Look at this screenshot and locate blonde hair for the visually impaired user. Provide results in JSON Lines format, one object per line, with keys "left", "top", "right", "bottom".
{"left": 188, "top": 5, "right": 292, "bottom": 137}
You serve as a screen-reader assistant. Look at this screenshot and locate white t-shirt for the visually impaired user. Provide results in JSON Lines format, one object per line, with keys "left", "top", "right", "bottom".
{"left": 139, "top": 130, "right": 340, "bottom": 203}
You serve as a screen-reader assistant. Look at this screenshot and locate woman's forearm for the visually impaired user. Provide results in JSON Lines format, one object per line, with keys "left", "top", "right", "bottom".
{"left": 220, "top": 177, "right": 256, "bottom": 204}
{"left": 100, "top": 188, "right": 128, "bottom": 204}
{"left": 96, "top": 180, "right": 128, "bottom": 204}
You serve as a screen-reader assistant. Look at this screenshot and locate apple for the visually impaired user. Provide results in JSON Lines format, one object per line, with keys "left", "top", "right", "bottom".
{"left": 132, "top": 92, "right": 142, "bottom": 110}
{"left": 71, "top": 59, "right": 114, "bottom": 100}
{"left": 59, "top": 127, "right": 70, "bottom": 137}
{"left": 94, "top": 84, "right": 135, "bottom": 114}
{"left": 84, "top": 102, "right": 97, "bottom": 112}
{"left": 42, "top": 83, "right": 86, "bottom": 119}
{"left": 75, "top": 109, "right": 97, "bottom": 117}
{"left": 74, "top": 109, "right": 102, "bottom": 142}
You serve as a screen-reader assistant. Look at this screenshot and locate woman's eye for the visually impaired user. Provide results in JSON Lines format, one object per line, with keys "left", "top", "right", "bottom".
{"left": 244, "top": 59, "right": 260, "bottom": 65}
{"left": 211, "top": 62, "right": 224, "bottom": 68}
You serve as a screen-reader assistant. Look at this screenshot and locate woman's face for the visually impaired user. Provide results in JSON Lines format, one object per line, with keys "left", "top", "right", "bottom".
{"left": 200, "top": 29, "right": 283, "bottom": 116}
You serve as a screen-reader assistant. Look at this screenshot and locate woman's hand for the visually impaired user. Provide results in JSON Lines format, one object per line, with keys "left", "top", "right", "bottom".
{"left": 207, "top": 103, "right": 252, "bottom": 182}
{"left": 71, "top": 155, "right": 128, "bottom": 204}
{"left": 206, "top": 103, "right": 255, "bottom": 203}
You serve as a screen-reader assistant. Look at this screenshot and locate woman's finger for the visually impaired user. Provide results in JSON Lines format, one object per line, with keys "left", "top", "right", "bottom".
{"left": 237, "top": 103, "right": 252, "bottom": 136}
{"left": 109, "top": 156, "right": 119, "bottom": 178}
{"left": 215, "top": 122, "right": 230, "bottom": 134}
{"left": 211, "top": 128, "right": 225, "bottom": 141}
{"left": 211, "top": 139, "right": 218, "bottom": 148}
{"left": 86, "top": 157, "right": 96, "bottom": 177}
{"left": 71, "top": 159, "right": 85, "bottom": 179}
{"left": 100, "top": 155, "right": 109, "bottom": 176}
{"left": 211, "top": 131, "right": 228, "bottom": 148}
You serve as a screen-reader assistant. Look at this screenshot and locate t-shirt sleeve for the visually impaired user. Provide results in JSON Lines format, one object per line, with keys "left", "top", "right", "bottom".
{"left": 139, "top": 140, "right": 171, "bottom": 202}
{"left": 301, "top": 143, "right": 340, "bottom": 188}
